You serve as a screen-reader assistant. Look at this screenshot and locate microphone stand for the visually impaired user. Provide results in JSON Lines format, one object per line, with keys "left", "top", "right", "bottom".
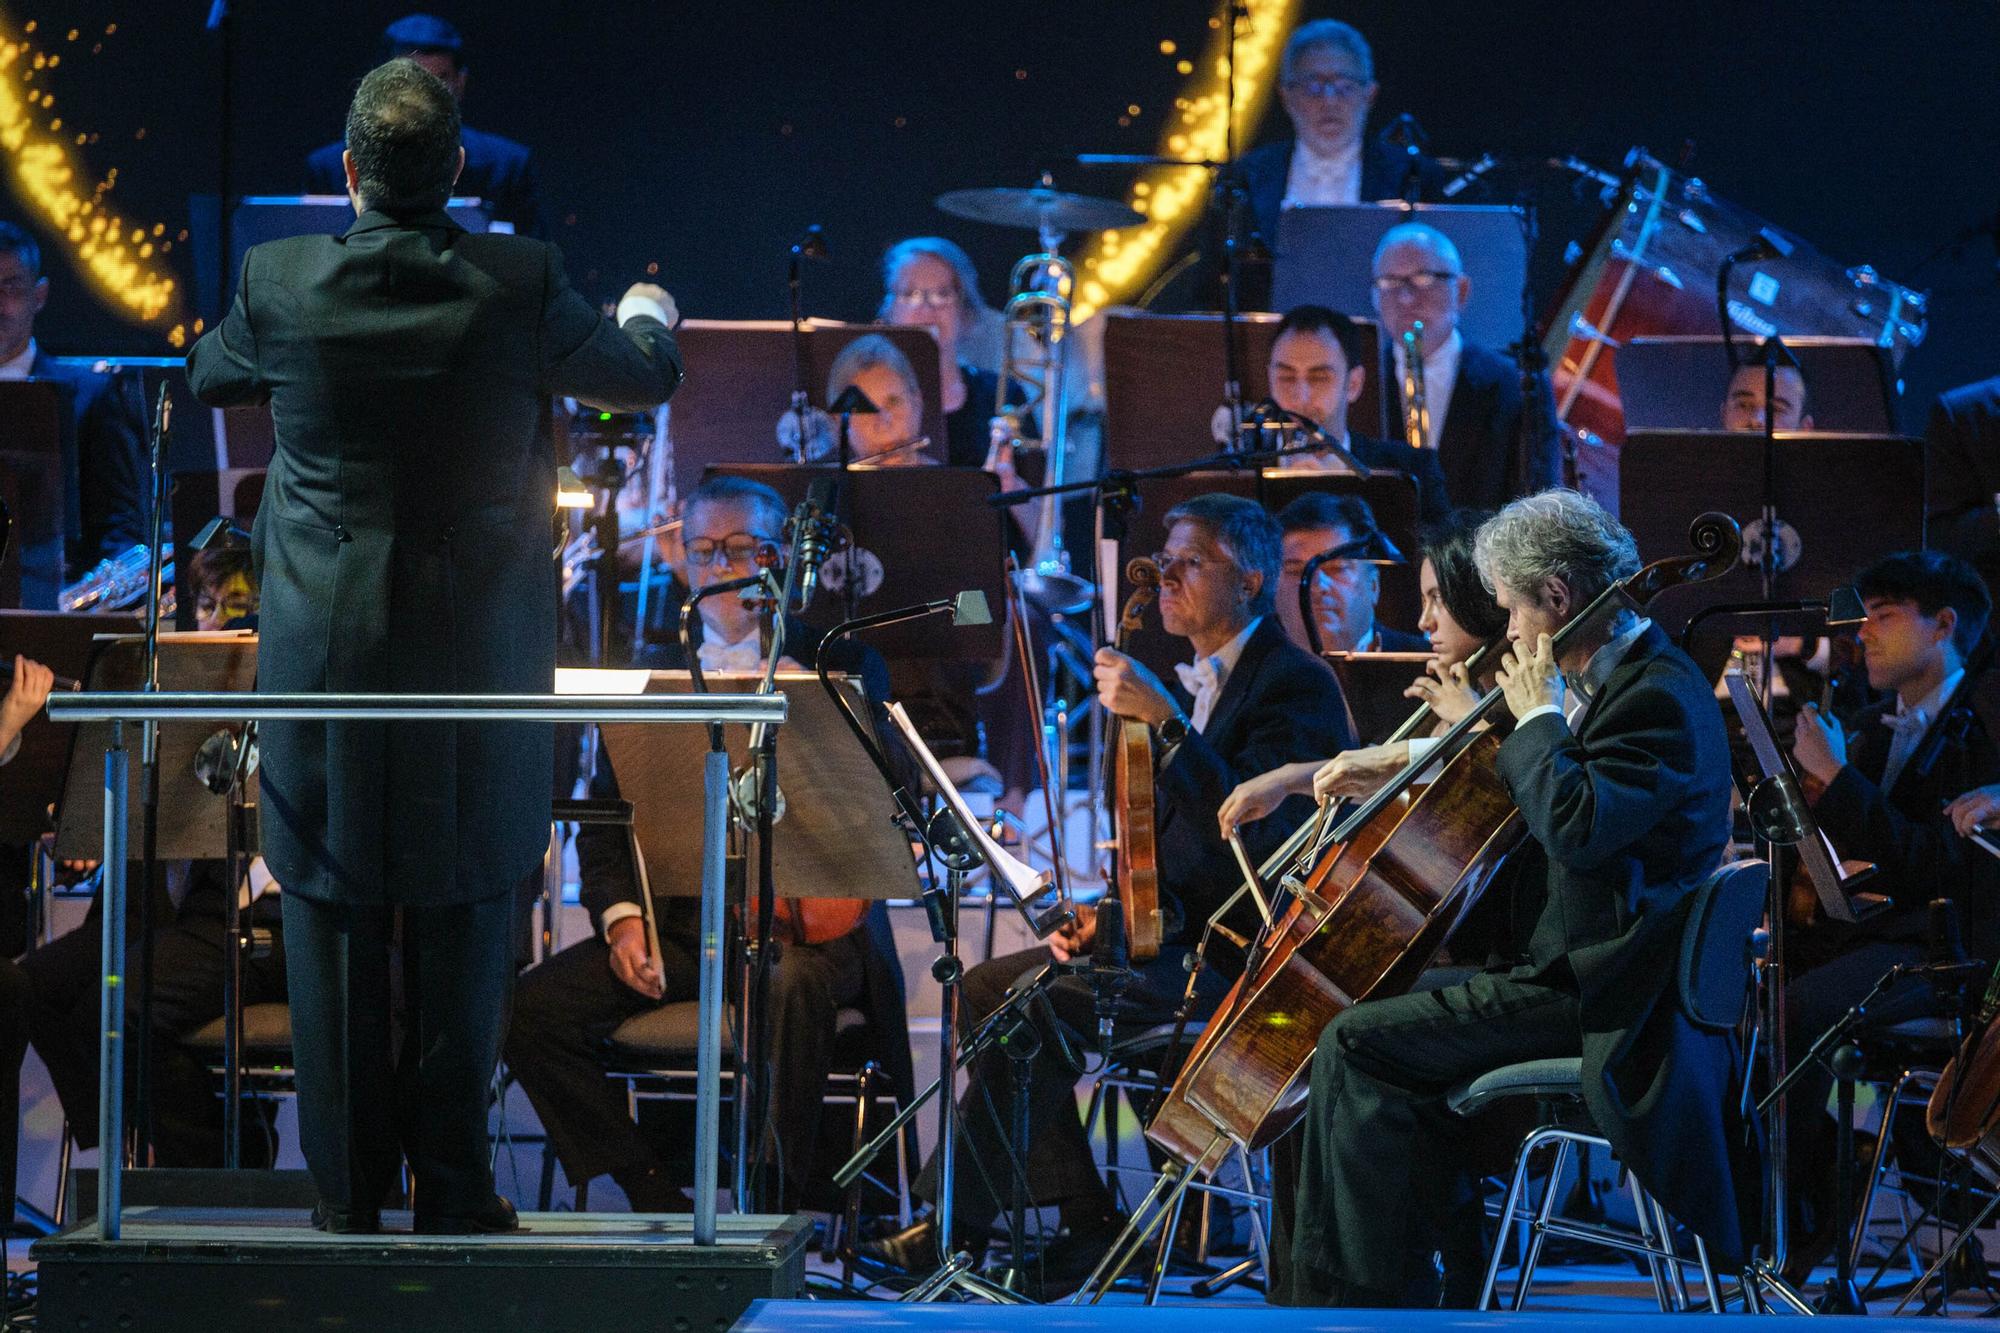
{"left": 815, "top": 598, "right": 1048, "bottom": 1303}
{"left": 786, "top": 225, "right": 828, "bottom": 474}
{"left": 134, "top": 385, "right": 172, "bottom": 1162}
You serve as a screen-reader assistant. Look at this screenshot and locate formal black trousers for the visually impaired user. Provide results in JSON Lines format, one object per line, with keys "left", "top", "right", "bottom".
{"left": 21, "top": 886, "right": 288, "bottom": 1166}
{"left": 0, "top": 958, "right": 29, "bottom": 1208}
{"left": 912, "top": 944, "right": 1227, "bottom": 1231}
{"left": 1286, "top": 970, "right": 1581, "bottom": 1307}
{"left": 282, "top": 890, "right": 516, "bottom": 1217}
{"left": 504, "top": 925, "right": 868, "bottom": 1212}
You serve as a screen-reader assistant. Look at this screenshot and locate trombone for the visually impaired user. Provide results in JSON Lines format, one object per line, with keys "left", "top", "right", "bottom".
{"left": 994, "top": 252, "right": 1092, "bottom": 615}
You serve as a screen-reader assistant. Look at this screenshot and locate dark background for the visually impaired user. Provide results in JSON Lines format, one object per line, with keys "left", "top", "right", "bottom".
{"left": 10, "top": 0, "right": 1999, "bottom": 426}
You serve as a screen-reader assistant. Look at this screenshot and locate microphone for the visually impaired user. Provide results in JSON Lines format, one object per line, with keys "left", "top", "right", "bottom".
{"left": 1092, "top": 896, "right": 1131, "bottom": 1062}
{"left": 790, "top": 476, "right": 840, "bottom": 608}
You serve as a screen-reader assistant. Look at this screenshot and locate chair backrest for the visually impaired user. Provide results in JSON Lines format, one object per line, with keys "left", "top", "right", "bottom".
{"left": 1677, "top": 858, "right": 1770, "bottom": 1032}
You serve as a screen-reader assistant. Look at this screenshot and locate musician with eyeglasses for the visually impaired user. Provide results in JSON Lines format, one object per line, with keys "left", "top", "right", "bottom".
{"left": 878, "top": 236, "right": 1026, "bottom": 470}
{"left": 859, "top": 493, "right": 1350, "bottom": 1296}
{"left": 506, "top": 474, "right": 910, "bottom": 1215}
{"left": 1372, "top": 223, "right": 1562, "bottom": 513}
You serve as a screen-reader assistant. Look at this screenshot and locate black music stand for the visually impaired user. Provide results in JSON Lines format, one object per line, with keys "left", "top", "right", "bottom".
{"left": 1616, "top": 336, "right": 1897, "bottom": 436}
{"left": 0, "top": 382, "right": 68, "bottom": 609}
{"left": 1617, "top": 431, "right": 1924, "bottom": 641}
{"left": 1101, "top": 309, "right": 1388, "bottom": 471}
{"left": 704, "top": 464, "right": 1005, "bottom": 661}
{"left": 597, "top": 670, "right": 917, "bottom": 1213}
{"left": 51, "top": 631, "right": 262, "bottom": 1169}
{"left": 0, "top": 613, "right": 141, "bottom": 849}
{"left": 1093, "top": 469, "right": 1422, "bottom": 681}
{"left": 1322, "top": 650, "right": 1434, "bottom": 748}
{"left": 664, "top": 323, "right": 945, "bottom": 497}
{"left": 169, "top": 470, "right": 266, "bottom": 630}
{"left": 1270, "top": 203, "right": 1529, "bottom": 351}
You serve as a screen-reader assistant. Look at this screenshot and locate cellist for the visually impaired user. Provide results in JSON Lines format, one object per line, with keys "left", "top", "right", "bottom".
{"left": 860, "top": 494, "right": 1350, "bottom": 1293}
{"left": 1283, "top": 490, "right": 1757, "bottom": 1307}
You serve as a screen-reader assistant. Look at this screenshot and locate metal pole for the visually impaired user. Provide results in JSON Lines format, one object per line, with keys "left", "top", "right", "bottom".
{"left": 933, "top": 868, "right": 963, "bottom": 1265}
{"left": 693, "top": 747, "right": 729, "bottom": 1245}
{"left": 97, "top": 722, "right": 129, "bottom": 1240}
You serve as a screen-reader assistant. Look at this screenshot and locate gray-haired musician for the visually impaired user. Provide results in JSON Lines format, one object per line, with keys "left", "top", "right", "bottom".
{"left": 1284, "top": 489, "right": 1755, "bottom": 1306}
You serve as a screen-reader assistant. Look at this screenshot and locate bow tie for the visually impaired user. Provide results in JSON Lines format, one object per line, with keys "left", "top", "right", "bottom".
{"left": 703, "top": 639, "right": 765, "bottom": 675}
{"left": 1175, "top": 659, "right": 1221, "bottom": 698}
{"left": 1882, "top": 706, "right": 1931, "bottom": 740}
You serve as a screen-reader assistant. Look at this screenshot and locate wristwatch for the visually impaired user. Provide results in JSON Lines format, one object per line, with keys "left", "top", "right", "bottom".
{"left": 1157, "top": 713, "right": 1190, "bottom": 747}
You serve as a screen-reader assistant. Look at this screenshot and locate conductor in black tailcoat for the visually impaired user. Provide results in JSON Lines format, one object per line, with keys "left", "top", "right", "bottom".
{"left": 187, "top": 59, "right": 682, "bottom": 1233}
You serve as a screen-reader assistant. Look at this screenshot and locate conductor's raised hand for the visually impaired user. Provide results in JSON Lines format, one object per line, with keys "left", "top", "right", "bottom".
{"left": 1496, "top": 633, "right": 1562, "bottom": 721}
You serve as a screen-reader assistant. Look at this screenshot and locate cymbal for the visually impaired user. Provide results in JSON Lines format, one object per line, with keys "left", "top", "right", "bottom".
{"left": 935, "top": 185, "right": 1143, "bottom": 235}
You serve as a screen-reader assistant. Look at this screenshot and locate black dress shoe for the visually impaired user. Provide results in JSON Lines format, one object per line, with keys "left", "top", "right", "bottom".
{"left": 310, "top": 1202, "right": 381, "bottom": 1234}
{"left": 855, "top": 1215, "right": 978, "bottom": 1274}
{"left": 414, "top": 1194, "right": 521, "bottom": 1235}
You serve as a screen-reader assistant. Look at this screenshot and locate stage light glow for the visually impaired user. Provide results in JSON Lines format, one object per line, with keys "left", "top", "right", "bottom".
{"left": 0, "top": 10, "right": 187, "bottom": 343}
{"left": 1070, "top": 0, "right": 1298, "bottom": 323}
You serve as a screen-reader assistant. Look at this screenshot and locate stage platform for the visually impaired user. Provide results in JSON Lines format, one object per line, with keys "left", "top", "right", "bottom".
{"left": 33, "top": 1207, "right": 812, "bottom": 1332}
{"left": 736, "top": 1298, "right": 1939, "bottom": 1329}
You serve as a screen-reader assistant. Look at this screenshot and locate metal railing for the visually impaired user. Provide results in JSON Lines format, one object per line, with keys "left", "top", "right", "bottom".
{"left": 46, "top": 690, "right": 786, "bottom": 1245}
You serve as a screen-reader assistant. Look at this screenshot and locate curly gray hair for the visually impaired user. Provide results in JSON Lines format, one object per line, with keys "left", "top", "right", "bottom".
{"left": 1473, "top": 489, "right": 1640, "bottom": 610}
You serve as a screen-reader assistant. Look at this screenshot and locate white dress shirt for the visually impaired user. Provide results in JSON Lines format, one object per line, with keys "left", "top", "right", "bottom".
{"left": 1881, "top": 666, "right": 1965, "bottom": 794}
{"left": 1283, "top": 139, "right": 1363, "bottom": 209}
{"left": 1175, "top": 618, "right": 1262, "bottom": 734}
{"left": 698, "top": 624, "right": 766, "bottom": 677}
{"left": 0, "top": 338, "right": 36, "bottom": 381}
{"left": 1390, "top": 327, "right": 1464, "bottom": 452}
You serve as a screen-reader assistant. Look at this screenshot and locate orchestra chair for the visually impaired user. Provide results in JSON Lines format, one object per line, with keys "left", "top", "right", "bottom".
{"left": 1448, "top": 858, "right": 1770, "bottom": 1313}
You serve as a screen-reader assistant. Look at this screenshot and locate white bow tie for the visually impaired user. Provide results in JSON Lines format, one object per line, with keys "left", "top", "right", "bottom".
{"left": 1176, "top": 659, "right": 1220, "bottom": 697}
{"left": 1883, "top": 707, "right": 1931, "bottom": 740}
{"left": 703, "top": 639, "right": 765, "bottom": 675}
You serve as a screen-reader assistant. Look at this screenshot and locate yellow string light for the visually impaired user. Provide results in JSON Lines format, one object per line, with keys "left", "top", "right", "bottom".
{"left": 1071, "top": 0, "right": 1299, "bottom": 324}
{"left": 0, "top": 9, "right": 187, "bottom": 345}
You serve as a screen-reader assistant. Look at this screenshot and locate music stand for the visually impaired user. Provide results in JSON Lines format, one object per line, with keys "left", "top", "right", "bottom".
{"left": 0, "top": 612, "right": 141, "bottom": 846}
{"left": 663, "top": 322, "right": 945, "bottom": 498}
{"left": 1095, "top": 470, "right": 1422, "bottom": 681}
{"left": 1271, "top": 203, "right": 1529, "bottom": 351}
{"left": 1322, "top": 650, "right": 1434, "bottom": 748}
{"left": 170, "top": 469, "right": 266, "bottom": 630}
{"left": 704, "top": 464, "right": 1005, "bottom": 660}
{"left": 1617, "top": 431, "right": 1924, "bottom": 638}
{"left": 0, "top": 382, "right": 68, "bottom": 609}
{"left": 1616, "top": 335, "right": 1897, "bottom": 436}
{"left": 1102, "top": 309, "right": 1388, "bottom": 471}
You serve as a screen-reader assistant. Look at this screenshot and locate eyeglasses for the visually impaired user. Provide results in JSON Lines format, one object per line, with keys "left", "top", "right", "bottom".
{"left": 891, "top": 286, "right": 958, "bottom": 310}
{"left": 1151, "top": 550, "right": 1233, "bottom": 579}
{"left": 1372, "top": 271, "right": 1461, "bottom": 295}
{"left": 685, "top": 534, "right": 781, "bottom": 568}
{"left": 1283, "top": 76, "right": 1368, "bottom": 102}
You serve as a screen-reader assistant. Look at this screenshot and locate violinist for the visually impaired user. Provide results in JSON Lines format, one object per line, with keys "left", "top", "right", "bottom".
{"left": 1782, "top": 550, "right": 2000, "bottom": 1278}
{"left": 861, "top": 494, "right": 1350, "bottom": 1294}
{"left": 1285, "top": 489, "right": 1754, "bottom": 1307}
{"left": 1218, "top": 508, "right": 1499, "bottom": 830}
{"left": 505, "top": 475, "right": 906, "bottom": 1215}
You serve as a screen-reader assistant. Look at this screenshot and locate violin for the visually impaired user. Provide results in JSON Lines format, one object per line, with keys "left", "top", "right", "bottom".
{"left": 1929, "top": 959, "right": 2000, "bottom": 1182}
{"left": 1112, "top": 558, "right": 1163, "bottom": 962}
{"left": 1148, "top": 512, "right": 1743, "bottom": 1171}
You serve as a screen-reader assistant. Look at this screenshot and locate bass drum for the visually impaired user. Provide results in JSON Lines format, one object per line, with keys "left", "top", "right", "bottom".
{"left": 1540, "top": 149, "right": 1928, "bottom": 511}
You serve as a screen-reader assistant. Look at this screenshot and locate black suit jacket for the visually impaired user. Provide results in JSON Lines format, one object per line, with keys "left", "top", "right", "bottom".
{"left": 1347, "top": 431, "right": 1452, "bottom": 524}
{"left": 1494, "top": 624, "right": 1757, "bottom": 1264}
{"left": 1154, "top": 616, "right": 1353, "bottom": 958}
{"left": 28, "top": 351, "right": 147, "bottom": 584}
{"left": 1383, "top": 339, "right": 1562, "bottom": 511}
{"left": 1235, "top": 136, "right": 1447, "bottom": 253}
{"left": 185, "top": 208, "right": 682, "bottom": 905}
{"left": 306, "top": 125, "right": 543, "bottom": 236}
{"left": 1814, "top": 665, "right": 2000, "bottom": 962}
{"left": 1336, "top": 624, "right": 1431, "bottom": 745}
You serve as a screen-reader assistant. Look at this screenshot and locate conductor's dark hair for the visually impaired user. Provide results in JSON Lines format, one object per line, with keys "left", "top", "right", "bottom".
{"left": 0, "top": 222, "right": 41, "bottom": 281}
{"left": 1162, "top": 492, "right": 1284, "bottom": 619}
{"left": 1273, "top": 304, "right": 1373, "bottom": 380}
{"left": 1855, "top": 549, "right": 1991, "bottom": 659}
{"left": 1277, "top": 491, "right": 1376, "bottom": 541}
{"left": 344, "top": 59, "right": 462, "bottom": 215}
{"left": 1421, "top": 508, "right": 1507, "bottom": 641}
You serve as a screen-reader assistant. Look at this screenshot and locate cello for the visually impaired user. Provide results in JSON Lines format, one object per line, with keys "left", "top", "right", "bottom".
{"left": 1144, "top": 512, "right": 1743, "bottom": 1176}
{"left": 1111, "top": 558, "right": 1164, "bottom": 961}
